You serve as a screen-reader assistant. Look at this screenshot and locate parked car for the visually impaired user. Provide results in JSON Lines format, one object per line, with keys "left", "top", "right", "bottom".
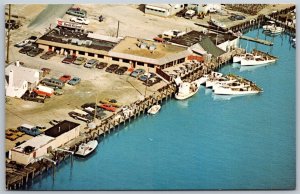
{"left": 66, "top": 7, "right": 87, "bottom": 18}
{"left": 40, "top": 78, "right": 65, "bottom": 89}
{"left": 115, "top": 66, "right": 128, "bottom": 75}
{"left": 21, "top": 91, "right": 46, "bottom": 103}
{"left": 14, "top": 39, "right": 31, "bottom": 48}
{"left": 99, "top": 98, "right": 122, "bottom": 108}
{"left": 81, "top": 103, "right": 101, "bottom": 109}
{"left": 70, "top": 17, "right": 90, "bottom": 24}
{"left": 73, "top": 56, "right": 87, "bottom": 65}
{"left": 69, "top": 109, "right": 93, "bottom": 123}
{"left": 229, "top": 14, "right": 246, "bottom": 21}
{"left": 130, "top": 69, "right": 145, "bottom": 78}
{"left": 83, "top": 106, "right": 106, "bottom": 119}
{"left": 99, "top": 104, "right": 117, "bottom": 112}
{"left": 19, "top": 45, "right": 35, "bottom": 54}
{"left": 68, "top": 77, "right": 81, "bottom": 85}
{"left": 62, "top": 55, "right": 77, "bottom": 64}
{"left": 5, "top": 19, "right": 20, "bottom": 30}
{"left": 40, "top": 50, "right": 57, "bottom": 60}
{"left": 28, "top": 36, "right": 38, "bottom": 43}
{"left": 53, "top": 87, "right": 64, "bottom": 95}
{"left": 17, "top": 124, "right": 41, "bottom": 136}
{"left": 138, "top": 72, "right": 156, "bottom": 82}
{"left": 96, "top": 62, "right": 108, "bottom": 69}
{"left": 105, "top": 64, "right": 119, "bottom": 73}
{"left": 59, "top": 75, "right": 72, "bottom": 83}
{"left": 27, "top": 47, "right": 44, "bottom": 57}
{"left": 84, "top": 59, "right": 99, "bottom": 68}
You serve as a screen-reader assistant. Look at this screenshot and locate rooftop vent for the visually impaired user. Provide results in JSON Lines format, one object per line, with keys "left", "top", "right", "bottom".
{"left": 149, "top": 44, "right": 157, "bottom": 51}
{"left": 140, "top": 42, "right": 148, "bottom": 49}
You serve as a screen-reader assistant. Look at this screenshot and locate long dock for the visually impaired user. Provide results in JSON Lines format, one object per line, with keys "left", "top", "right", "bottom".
{"left": 240, "top": 35, "right": 273, "bottom": 46}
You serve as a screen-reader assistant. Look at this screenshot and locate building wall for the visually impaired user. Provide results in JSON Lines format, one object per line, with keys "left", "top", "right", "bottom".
{"left": 217, "top": 37, "right": 240, "bottom": 52}
{"left": 10, "top": 126, "right": 80, "bottom": 165}
{"left": 6, "top": 81, "right": 28, "bottom": 98}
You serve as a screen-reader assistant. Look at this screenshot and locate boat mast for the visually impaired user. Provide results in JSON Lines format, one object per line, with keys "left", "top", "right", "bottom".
{"left": 6, "top": 4, "right": 11, "bottom": 63}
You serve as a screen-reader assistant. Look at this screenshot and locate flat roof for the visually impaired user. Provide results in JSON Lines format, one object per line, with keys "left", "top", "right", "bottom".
{"left": 169, "top": 30, "right": 238, "bottom": 47}
{"left": 110, "top": 36, "right": 187, "bottom": 59}
{"left": 12, "top": 134, "right": 55, "bottom": 154}
{"left": 37, "top": 26, "right": 117, "bottom": 53}
{"left": 44, "top": 120, "right": 80, "bottom": 138}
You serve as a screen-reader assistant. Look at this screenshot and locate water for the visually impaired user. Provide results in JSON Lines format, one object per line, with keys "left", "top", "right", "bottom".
{"left": 28, "top": 29, "right": 296, "bottom": 190}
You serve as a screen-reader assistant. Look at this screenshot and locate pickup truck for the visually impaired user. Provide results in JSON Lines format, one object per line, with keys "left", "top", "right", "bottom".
{"left": 21, "top": 91, "right": 46, "bottom": 103}
{"left": 17, "top": 124, "right": 41, "bottom": 136}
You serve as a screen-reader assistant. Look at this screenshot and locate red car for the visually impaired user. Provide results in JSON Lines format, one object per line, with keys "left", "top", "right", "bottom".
{"left": 99, "top": 104, "right": 116, "bottom": 112}
{"left": 59, "top": 75, "right": 72, "bottom": 83}
{"left": 62, "top": 55, "right": 77, "bottom": 64}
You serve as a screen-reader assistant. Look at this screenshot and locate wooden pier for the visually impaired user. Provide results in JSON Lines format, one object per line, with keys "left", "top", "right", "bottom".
{"left": 240, "top": 35, "right": 273, "bottom": 46}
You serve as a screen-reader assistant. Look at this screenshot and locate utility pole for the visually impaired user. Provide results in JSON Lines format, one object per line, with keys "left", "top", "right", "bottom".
{"left": 116, "top": 21, "right": 120, "bottom": 38}
{"left": 6, "top": 4, "right": 11, "bottom": 64}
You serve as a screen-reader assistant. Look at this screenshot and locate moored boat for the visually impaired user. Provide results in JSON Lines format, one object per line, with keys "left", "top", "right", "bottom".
{"left": 233, "top": 53, "right": 261, "bottom": 63}
{"left": 75, "top": 140, "right": 98, "bottom": 157}
{"left": 147, "top": 104, "right": 161, "bottom": 115}
{"left": 213, "top": 85, "right": 261, "bottom": 95}
{"left": 240, "top": 56, "right": 276, "bottom": 66}
{"left": 175, "top": 80, "right": 200, "bottom": 100}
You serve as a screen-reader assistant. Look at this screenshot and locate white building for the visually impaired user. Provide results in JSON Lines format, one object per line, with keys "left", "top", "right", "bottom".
{"left": 145, "top": 4, "right": 184, "bottom": 17}
{"left": 9, "top": 120, "right": 80, "bottom": 165}
{"left": 5, "top": 61, "right": 40, "bottom": 98}
{"left": 188, "top": 4, "right": 222, "bottom": 14}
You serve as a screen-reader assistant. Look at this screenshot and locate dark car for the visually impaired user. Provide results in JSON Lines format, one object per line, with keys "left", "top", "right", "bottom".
{"left": 27, "top": 47, "right": 44, "bottom": 57}
{"left": 19, "top": 45, "right": 35, "bottom": 54}
{"left": 62, "top": 55, "right": 77, "bottom": 64}
{"left": 5, "top": 19, "right": 20, "bottom": 30}
{"left": 40, "top": 50, "right": 57, "bottom": 60}
{"left": 28, "top": 36, "right": 38, "bottom": 43}
{"left": 130, "top": 69, "right": 145, "bottom": 78}
{"left": 229, "top": 14, "right": 246, "bottom": 21}
{"left": 138, "top": 72, "right": 156, "bottom": 82}
{"left": 68, "top": 77, "right": 81, "bottom": 85}
{"left": 59, "top": 75, "right": 72, "bottom": 83}
{"left": 96, "top": 62, "right": 108, "bottom": 69}
{"left": 105, "top": 64, "right": 119, "bottom": 73}
{"left": 115, "top": 66, "right": 128, "bottom": 75}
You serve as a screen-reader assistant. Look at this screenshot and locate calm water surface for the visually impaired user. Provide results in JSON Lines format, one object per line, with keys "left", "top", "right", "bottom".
{"left": 29, "top": 29, "right": 296, "bottom": 190}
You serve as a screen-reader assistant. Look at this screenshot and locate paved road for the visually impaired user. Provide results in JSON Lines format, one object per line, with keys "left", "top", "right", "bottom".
{"left": 28, "top": 4, "right": 72, "bottom": 32}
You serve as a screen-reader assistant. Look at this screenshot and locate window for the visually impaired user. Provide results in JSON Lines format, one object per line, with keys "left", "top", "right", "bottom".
{"left": 88, "top": 52, "right": 94, "bottom": 57}
{"left": 112, "top": 57, "right": 119, "bottom": 61}
{"left": 137, "top": 61, "right": 144, "bottom": 66}
{"left": 177, "top": 58, "right": 185, "bottom": 64}
{"left": 97, "top": 54, "right": 104, "bottom": 58}
{"left": 123, "top": 59, "right": 129, "bottom": 63}
{"left": 148, "top": 64, "right": 155, "bottom": 68}
{"left": 78, "top": 51, "right": 85, "bottom": 55}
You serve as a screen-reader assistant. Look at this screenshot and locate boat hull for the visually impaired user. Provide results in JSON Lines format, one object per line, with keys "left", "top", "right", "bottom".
{"left": 240, "top": 59, "right": 276, "bottom": 66}
{"left": 175, "top": 85, "right": 199, "bottom": 100}
{"left": 148, "top": 105, "right": 161, "bottom": 115}
{"left": 75, "top": 140, "right": 98, "bottom": 157}
{"left": 213, "top": 87, "right": 260, "bottom": 95}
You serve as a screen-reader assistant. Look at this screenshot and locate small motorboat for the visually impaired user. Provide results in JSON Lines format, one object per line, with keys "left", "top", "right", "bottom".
{"left": 262, "top": 21, "right": 276, "bottom": 31}
{"left": 233, "top": 53, "right": 261, "bottom": 63}
{"left": 213, "top": 85, "right": 261, "bottom": 95}
{"left": 75, "top": 140, "right": 98, "bottom": 157}
{"left": 240, "top": 56, "right": 276, "bottom": 66}
{"left": 147, "top": 105, "right": 161, "bottom": 115}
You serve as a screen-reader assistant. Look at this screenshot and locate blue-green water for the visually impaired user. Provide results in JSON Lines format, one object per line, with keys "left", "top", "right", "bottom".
{"left": 29, "top": 29, "right": 296, "bottom": 190}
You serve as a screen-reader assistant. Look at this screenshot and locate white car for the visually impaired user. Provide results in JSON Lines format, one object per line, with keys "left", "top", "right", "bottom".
{"left": 14, "top": 39, "right": 31, "bottom": 47}
{"left": 70, "top": 17, "right": 90, "bottom": 25}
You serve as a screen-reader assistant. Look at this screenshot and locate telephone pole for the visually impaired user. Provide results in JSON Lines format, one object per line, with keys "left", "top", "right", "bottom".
{"left": 6, "top": 4, "right": 11, "bottom": 63}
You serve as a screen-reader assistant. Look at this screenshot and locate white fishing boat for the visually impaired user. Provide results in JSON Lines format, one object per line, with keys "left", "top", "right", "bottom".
{"left": 211, "top": 78, "right": 238, "bottom": 90}
{"left": 213, "top": 85, "right": 260, "bottom": 95}
{"left": 205, "top": 72, "right": 223, "bottom": 88}
{"left": 240, "top": 56, "right": 276, "bottom": 66}
{"left": 263, "top": 21, "right": 276, "bottom": 31}
{"left": 265, "top": 26, "right": 284, "bottom": 34}
{"left": 233, "top": 53, "right": 261, "bottom": 63}
{"left": 175, "top": 80, "right": 200, "bottom": 100}
{"left": 147, "top": 104, "right": 161, "bottom": 115}
{"left": 75, "top": 140, "right": 98, "bottom": 157}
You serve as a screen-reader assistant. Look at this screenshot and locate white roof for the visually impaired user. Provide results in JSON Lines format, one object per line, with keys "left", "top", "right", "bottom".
{"left": 73, "top": 109, "right": 88, "bottom": 115}
{"left": 146, "top": 4, "right": 172, "bottom": 10}
{"left": 87, "top": 33, "right": 122, "bottom": 43}
{"left": 21, "top": 124, "right": 35, "bottom": 129}
{"left": 5, "top": 63, "right": 40, "bottom": 87}
{"left": 84, "top": 107, "right": 95, "bottom": 111}
{"left": 12, "top": 134, "right": 55, "bottom": 153}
